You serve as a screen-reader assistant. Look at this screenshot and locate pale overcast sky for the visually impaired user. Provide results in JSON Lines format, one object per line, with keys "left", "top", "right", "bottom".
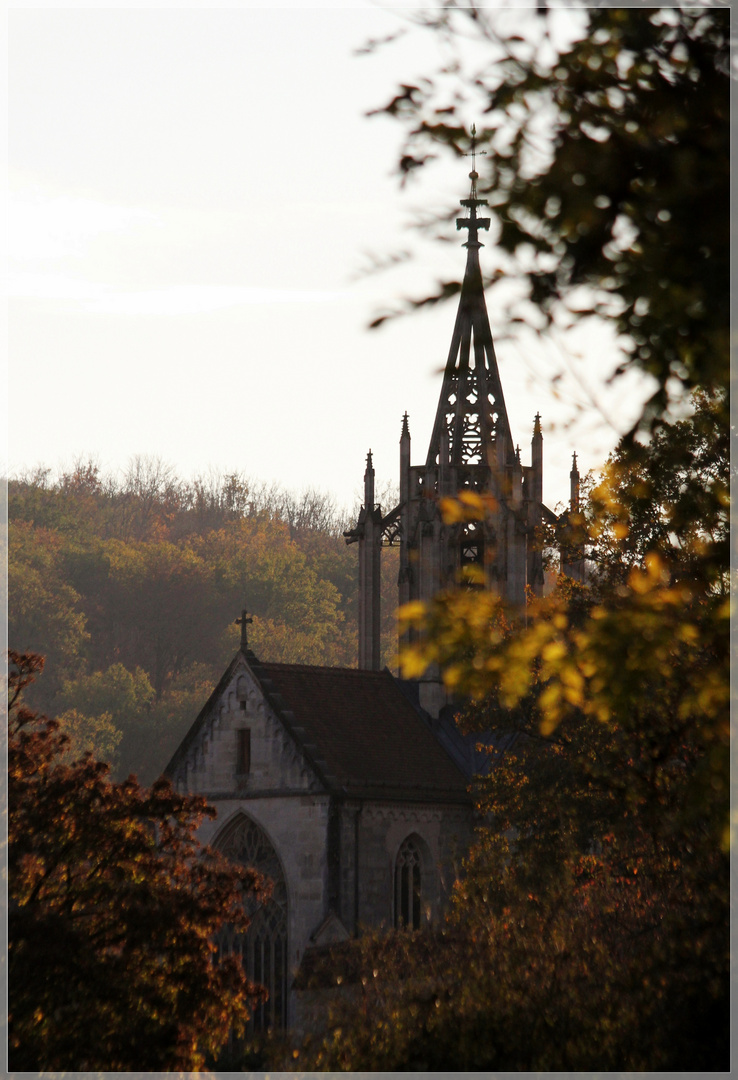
{"left": 8, "top": 2, "right": 651, "bottom": 513}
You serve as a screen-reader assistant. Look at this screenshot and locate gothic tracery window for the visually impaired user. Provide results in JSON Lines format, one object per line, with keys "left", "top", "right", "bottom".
{"left": 215, "top": 815, "right": 288, "bottom": 1031}
{"left": 394, "top": 836, "right": 423, "bottom": 930}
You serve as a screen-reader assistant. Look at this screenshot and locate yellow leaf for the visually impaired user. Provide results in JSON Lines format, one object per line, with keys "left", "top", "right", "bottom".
{"left": 628, "top": 568, "right": 652, "bottom": 594}
{"left": 458, "top": 490, "right": 487, "bottom": 511}
{"left": 539, "top": 713, "right": 559, "bottom": 737}
{"left": 397, "top": 601, "right": 427, "bottom": 625}
{"left": 439, "top": 497, "right": 467, "bottom": 523}
{"left": 563, "top": 683, "right": 583, "bottom": 707}
{"left": 460, "top": 563, "right": 486, "bottom": 586}
{"left": 443, "top": 664, "right": 463, "bottom": 689}
{"left": 399, "top": 647, "right": 429, "bottom": 679}
{"left": 439, "top": 491, "right": 497, "bottom": 524}
{"left": 645, "top": 551, "right": 667, "bottom": 580}
{"left": 561, "top": 665, "right": 584, "bottom": 693}
{"left": 539, "top": 683, "right": 560, "bottom": 712}
{"left": 542, "top": 640, "right": 567, "bottom": 663}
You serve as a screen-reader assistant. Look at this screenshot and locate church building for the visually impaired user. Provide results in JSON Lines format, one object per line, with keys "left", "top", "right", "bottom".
{"left": 165, "top": 140, "right": 582, "bottom": 1033}
{"left": 165, "top": 626, "right": 474, "bottom": 1032}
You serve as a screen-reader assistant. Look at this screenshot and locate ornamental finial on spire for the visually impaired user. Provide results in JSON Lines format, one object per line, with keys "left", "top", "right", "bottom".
{"left": 457, "top": 124, "right": 490, "bottom": 249}
{"left": 465, "top": 122, "right": 487, "bottom": 201}
{"left": 533, "top": 412, "right": 542, "bottom": 436}
{"left": 364, "top": 449, "right": 375, "bottom": 509}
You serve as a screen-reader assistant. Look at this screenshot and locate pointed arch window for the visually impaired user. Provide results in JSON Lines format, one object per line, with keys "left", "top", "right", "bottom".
{"left": 394, "top": 836, "right": 423, "bottom": 930}
{"left": 215, "top": 815, "right": 288, "bottom": 1032}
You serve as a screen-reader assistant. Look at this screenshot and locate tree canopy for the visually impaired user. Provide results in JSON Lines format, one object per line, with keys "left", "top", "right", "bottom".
{"left": 290, "top": 411, "right": 729, "bottom": 1070}
{"left": 584, "top": 389, "right": 729, "bottom": 591}
{"left": 6, "top": 7, "right": 729, "bottom": 1069}
{"left": 370, "top": 4, "right": 728, "bottom": 430}
{"left": 286, "top": 7, "right": 729, "bottom": 1071}
{"left": 8, "top": 650, "right": 268, "bottom": 1072}
{"left": 8, "top": 464, "right": 399, "bottom": 781}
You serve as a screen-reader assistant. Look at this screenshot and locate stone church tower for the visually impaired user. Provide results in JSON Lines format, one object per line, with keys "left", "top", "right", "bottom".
{"left": 165, "top": 140, "right": 586, "bottom": 1036}
{"left": 346, "top": 141, "right": 580, "bottom": 715}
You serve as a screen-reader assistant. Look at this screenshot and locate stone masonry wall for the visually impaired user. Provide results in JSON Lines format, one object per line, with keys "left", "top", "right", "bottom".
{"left": 172, "top": 659, "right": 320, "bottom": 798}
{"left": 171, "top": 657, "right": 333, "bottom": 1028}
{"left": 198, "top": 794, "right": 330, "bottom": 1029}
{"left": 343, "top": 800, "right": 473, "bottom": 931}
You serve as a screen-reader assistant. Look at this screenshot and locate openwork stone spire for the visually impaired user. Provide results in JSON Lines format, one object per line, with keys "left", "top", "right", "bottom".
{"left": 425, "top": 127, "right": 514, "bottom": 471}
{"left": 346, "top": 124, "right": 561, "bottom": 698}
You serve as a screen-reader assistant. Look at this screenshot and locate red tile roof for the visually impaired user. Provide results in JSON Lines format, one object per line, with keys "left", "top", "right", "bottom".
{"left": 255, "top": 661, "right": 469, "bottom": 801}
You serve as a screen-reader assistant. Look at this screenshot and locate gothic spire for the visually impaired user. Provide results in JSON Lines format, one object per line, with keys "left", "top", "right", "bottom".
{"left": 425, "top": 126, "right": 514, "bottom": 470}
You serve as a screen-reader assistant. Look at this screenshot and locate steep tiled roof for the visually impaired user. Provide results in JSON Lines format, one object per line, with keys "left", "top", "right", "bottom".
{"left": 252, "top": 660, "right": 470, "bottom": 802}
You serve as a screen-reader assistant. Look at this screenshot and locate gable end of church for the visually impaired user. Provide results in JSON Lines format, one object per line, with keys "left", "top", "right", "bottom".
{"left": 164, "top": 650, "right": 329, "bottom": 798}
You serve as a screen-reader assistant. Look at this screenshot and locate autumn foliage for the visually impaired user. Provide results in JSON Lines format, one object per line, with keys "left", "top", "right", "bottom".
{"left": 8, "top": 650, "right": 267, "bottom": 1072}
{"left": 291, "top": 434, "right": 729, "bottom": 1070}
{"left": 8, "top": 467, "right": 398, "bottom": 781}
{"left": 288, "top": 5, "right": 728, "bottom": 1062}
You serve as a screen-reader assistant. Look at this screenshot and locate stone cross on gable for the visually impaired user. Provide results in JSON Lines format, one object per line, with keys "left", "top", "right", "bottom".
{"left": 235, "top": 609, "right": 253, "bottom": 651}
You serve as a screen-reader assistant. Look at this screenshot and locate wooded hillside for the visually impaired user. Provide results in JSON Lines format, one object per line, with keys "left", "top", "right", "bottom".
{"left": 8, "top": 457, "right": 399, "bottom": 783}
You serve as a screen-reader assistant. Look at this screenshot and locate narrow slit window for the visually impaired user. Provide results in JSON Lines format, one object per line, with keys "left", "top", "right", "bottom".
{"left": 236, "top": 728, "right": 251, "bottom": 775}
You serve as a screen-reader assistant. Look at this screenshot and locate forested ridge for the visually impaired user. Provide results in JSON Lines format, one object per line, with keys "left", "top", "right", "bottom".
{"left": 8, "top": 457, "right": 398, "bottom": 783}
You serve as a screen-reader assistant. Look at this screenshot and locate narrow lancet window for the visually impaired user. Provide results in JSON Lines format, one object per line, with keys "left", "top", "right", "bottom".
{"left": 236, "top": 728, "right": 251, "bottom": 775}
{"left": 395, "top": 837, "right": 422, "bottom": 930}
